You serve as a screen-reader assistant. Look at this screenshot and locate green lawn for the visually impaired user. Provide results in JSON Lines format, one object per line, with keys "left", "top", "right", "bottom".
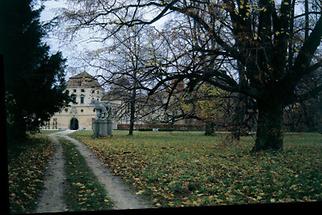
{"left": 8, "top": 134, "right": 55, "bottom": 214}
{"left": 70, "top": 130, "right": 322, "bottom": 208}
{"left": 39, "top": 130, "right": 59, "bottom": 135}
{"left": 61, "top": 138, "right": 113, "bottom": 211}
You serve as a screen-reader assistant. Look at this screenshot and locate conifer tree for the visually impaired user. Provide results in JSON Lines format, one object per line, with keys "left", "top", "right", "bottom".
{"left": 1, "top": 0, "right": 70, "bottom": 141}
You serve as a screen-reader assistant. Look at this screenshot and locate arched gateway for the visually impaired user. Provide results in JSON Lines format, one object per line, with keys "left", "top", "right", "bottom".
{"left": 70, "top": 118, "right": 79, "bottom": 130}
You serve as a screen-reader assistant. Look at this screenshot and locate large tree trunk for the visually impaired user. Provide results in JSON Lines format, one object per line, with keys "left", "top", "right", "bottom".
{"left": 252, "top": 100, "right": 284, "bottom": 152}
{"left": 129, "top": 93, "right": 135, "bottom": 135}
{"left": 128, "top": 89, "right": 136, "bottom": 136}
{"left": 231, "top": 93, "right": 247, "bottom": 140}
{"left": 205, "top": 121, "right": 215, "bottom": 136}
{"left": 232, "top": 62, "right": 247, "bottom": 140}
{"left": 7, "top": 116, "right": 27, "bottom": 142}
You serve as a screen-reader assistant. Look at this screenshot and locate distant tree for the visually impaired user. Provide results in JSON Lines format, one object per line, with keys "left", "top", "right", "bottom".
{"left": 180, "top": 84, "right": 225, "bottom": 135}
{"left": 284, "top": 91, "right": 322, "bottom": 132}
{"left": 1, "top": 0, "right": 70, "bottom": 141}
{"left": 85, "top": 26, "right": 159, "bottom": 135}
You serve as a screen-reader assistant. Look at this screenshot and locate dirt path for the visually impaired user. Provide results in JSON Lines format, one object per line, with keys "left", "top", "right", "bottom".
{"left": 60, "top": 130, "right": 153, "bottom": 210}
{"left": 35, "top": 133, "right": 67, "bottom": 213}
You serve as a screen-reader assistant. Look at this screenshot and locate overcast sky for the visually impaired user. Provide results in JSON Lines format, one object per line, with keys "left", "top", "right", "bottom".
{"left": 40, "top": 0, "right": 100, "bottom": 79}
{"left": 39, "top": 0, "right": 169, "bottom": 80}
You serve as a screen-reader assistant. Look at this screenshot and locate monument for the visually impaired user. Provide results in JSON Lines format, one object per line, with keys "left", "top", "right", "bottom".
{"left": 91, "top": 99, "right": 113, "bottom": 137}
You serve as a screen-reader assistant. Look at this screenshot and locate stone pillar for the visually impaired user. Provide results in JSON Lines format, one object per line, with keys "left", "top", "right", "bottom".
{"left": 93, "top": 119, "right": 113, "bottom": 137}
{"left": 106, "top": 119, "right": 113, "bottom": 136}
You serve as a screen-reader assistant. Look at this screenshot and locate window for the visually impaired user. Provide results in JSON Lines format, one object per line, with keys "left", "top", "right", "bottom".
{"left": 93, "top": 109, "right": 96, "bottom": 112}
{"left": 81, "top": 109, "right": 84, "bottom": 113}
{"left": 71, "top": 94, "right": 77, "bottom": 104}
{"left": 73, "top": 89, "right": 76, "bottom": 93}
{"left": 81, "top": 89, "right": 85, "bottom": 92}
{"left": 80, "top": 94, "right": 85, "bottom": 104}
{"left": 91, "top": 90, "right": 95, "bottom": 94}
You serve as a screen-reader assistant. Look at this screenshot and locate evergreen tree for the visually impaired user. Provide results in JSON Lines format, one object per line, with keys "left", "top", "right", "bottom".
{"left": 1, "top": 0, "right": 70, "bottom": 141}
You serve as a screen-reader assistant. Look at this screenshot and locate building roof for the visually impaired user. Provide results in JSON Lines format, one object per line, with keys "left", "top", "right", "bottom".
{"left": 101, "top": 91, "right": 124, "bottom": 101}
{"left": 67, "top": 72, "right": 102, "bottom": 88}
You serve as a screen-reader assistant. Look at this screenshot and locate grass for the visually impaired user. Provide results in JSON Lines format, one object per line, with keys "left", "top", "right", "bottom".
{"left": 70, "top": 130, "right": 322, "bottom": 208}
{"left": 61, "top": 138, "right": 114, "bottom": 211}
{"left": 39, "top": 130, "right": 59, "bottom": 135}
{"left": 8, "top": 134, "right": 55, "bottom": 214}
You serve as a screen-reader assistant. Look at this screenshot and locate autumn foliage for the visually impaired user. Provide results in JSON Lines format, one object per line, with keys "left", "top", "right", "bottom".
{"left": 71, "top": 131, "right": 322, "bottom": 207}
{"left": 8, "top": 135, "right": 54, "bottom": 214}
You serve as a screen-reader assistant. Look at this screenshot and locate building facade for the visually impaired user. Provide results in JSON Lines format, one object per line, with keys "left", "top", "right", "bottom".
{"left": 43, "top": 72, "right": 204, "bottom": 131}
{"left": 44, "top": 72, "right": 105, "bottom": 130}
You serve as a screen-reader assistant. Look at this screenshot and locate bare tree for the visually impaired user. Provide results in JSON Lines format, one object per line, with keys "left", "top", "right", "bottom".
{"left": 83, "top": 25, "right": 163, "bottom": 135}
{"left": 59, "top": 0, "right": 322, "bottom": 151}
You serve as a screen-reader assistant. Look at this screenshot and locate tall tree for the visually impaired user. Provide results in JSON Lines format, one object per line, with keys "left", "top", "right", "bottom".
{"left": 84, "top": 26, "right": 159, "bottom": 135}
{"left": 1, "top": 0, "right": 70, "bottom": 141}
{"left": 60, "top": 0, "right": 322, "bottom": 151}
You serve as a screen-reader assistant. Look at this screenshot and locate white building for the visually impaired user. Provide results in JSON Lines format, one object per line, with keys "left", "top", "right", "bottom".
{"left": 44, "top": 72, "right": 106, "bottom": 130}
{"left": 43, "top": 72, "right": 203, "bottom": 131}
